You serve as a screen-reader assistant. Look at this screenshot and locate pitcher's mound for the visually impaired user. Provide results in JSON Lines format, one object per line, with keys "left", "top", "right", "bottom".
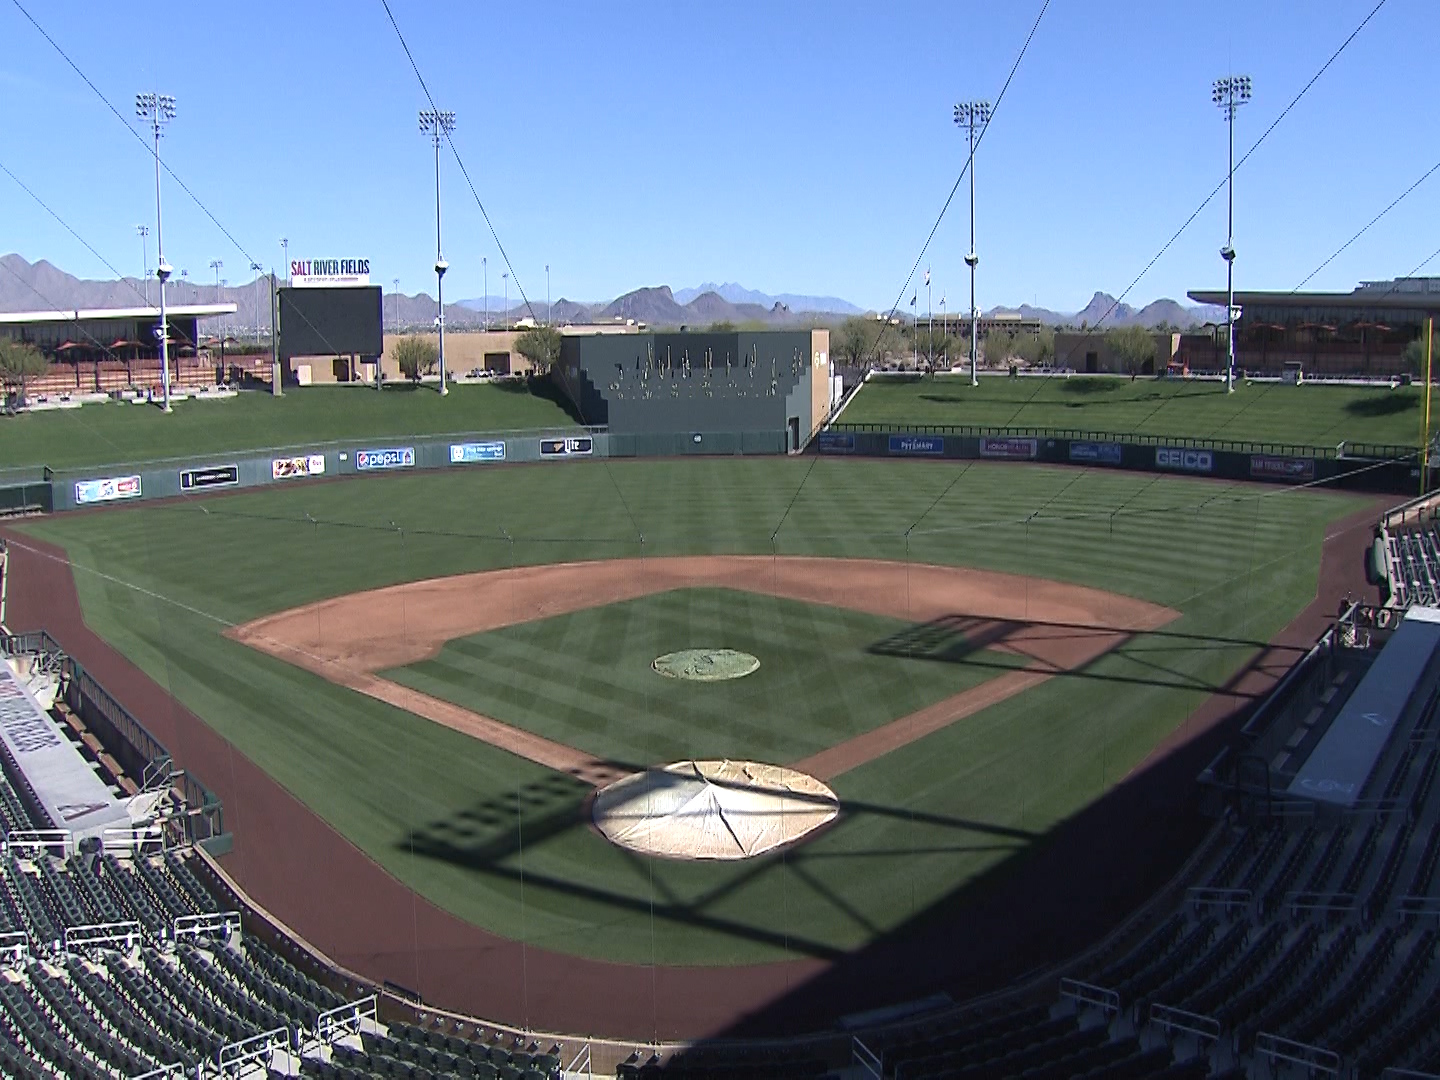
{"left": 652, "top": 649, "right": 760, "bottom": 681}
{"left": 592, "top": 760, "right": 839, "bottom": 860}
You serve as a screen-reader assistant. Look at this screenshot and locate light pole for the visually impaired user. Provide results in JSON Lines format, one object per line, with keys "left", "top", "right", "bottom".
{"left": 954, "top": 100, "right": 991, "bottom": 388}
{"left": 392, "top": 278, "right": 400, "bottom": 334}
{"left": 280, "top": 238, "right": 289, "bottom": 284}
{"left": 136, "top": 91, "right": 176, "bottom": 412}
{"left": 502, "top": 273, "right": 508, "bottom": 328}
{"left": 546, "top": 263, "right": 551, "bottom": 326}
{"left": 250, "top": 262, "right": 262, "bottom": 343}
{"left": 926, "top": 267, "right": 933, "bottom": 369}
{"left": 210, "top": 260, "right": 224, "bottom": 342}
{"left": 419, "top": 108, "right": 456, "bottom": 396}
{"left": 1213, "top": 75, "right": 1252, "bottom": 394}
{"left": 137, "top": 225, "right": 150, "bottom": 305}
{"left": 482, "top": 257, "right": 488, "bottom": 328}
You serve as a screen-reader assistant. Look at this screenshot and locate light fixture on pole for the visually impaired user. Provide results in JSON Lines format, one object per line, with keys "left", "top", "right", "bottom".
{"left": 419, "top": 107, "right": 457, "bottom": 396}
{"left": 953, "top": 99, "right": 990, "bottom": 388}
{"left": 280, "top": 238, "right": 289, "bottom": 284}
{"left": 136, "top": 91, "right": 176, "bottom": 412}
{"left": 250, "top": 262, "right": 263, "bottom": 343}
{"left": 1213, "top": 74, "right": 1251, "bottom": 394}
{"left": 136, "top": 225, "right": 150, "bottom": 306}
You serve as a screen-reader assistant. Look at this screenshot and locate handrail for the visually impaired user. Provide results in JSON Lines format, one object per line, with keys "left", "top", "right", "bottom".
{"left": 851, "top": 1036, "right": 882, "bottom": 1080}
{"left": 1058, "top": 977, "right": 1120, "bottom": 1014}
{"left": 1149, "top": 1003, "right": 1221, "bottom": 1042}
{"left": 827, "top": 420, "right": 1414, "bottom": 461}
{"left": 216, "top": 1025, "right": 290, "bottom": 1076}
{"left": 173, "top": 910, "right": 242, "bottom": 943}
{"left": 1255, "top": 1032, "right": 1341, "bottom": 1075}
{"left": 63, "top": 920, "right": 142, "bottom": 954}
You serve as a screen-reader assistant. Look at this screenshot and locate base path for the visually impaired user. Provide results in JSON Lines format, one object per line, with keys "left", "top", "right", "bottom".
{"left": 229, "top": 556, "right": 1175, "bottom": 783}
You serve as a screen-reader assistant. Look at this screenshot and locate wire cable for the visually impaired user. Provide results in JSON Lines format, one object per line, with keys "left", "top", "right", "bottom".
{"left": 378, "top": 0, "right": 538, "bottom": 324}
{"left": 868, "top": 0, "right": 1051, "bottom": 362}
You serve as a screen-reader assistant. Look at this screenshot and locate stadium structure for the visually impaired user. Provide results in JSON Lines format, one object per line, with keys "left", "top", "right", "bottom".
{"left": 2, "top": 324, "right": 1440, "bottom": 1080}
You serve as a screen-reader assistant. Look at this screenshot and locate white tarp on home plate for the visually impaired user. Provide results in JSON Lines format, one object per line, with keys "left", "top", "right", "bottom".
{"left": 592, "top": 759, "right": 839, "bottom": 860}
{"left": 0, "top": 659, "right": 129, "bottom": 838}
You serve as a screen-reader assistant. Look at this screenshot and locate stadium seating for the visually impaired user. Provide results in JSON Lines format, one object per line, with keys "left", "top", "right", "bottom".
{"left": 1386, "top": 525, "right": 1440, "bottom": 607}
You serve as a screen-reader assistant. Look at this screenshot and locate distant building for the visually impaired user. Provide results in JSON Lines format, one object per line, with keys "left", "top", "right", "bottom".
{"left": 1053, "top": 331, "right": 1181, "bottom": 374}
{"left": 1184, "top": 277, "right": 1440, "bottom": 376}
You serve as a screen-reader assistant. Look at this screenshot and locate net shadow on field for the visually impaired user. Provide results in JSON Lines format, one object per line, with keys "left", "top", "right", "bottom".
{"left": 399, "top": 768, "right": 1037, "bottom": 963}
{"left": 866, "top": 615, "right": 1296, "bottom": 696}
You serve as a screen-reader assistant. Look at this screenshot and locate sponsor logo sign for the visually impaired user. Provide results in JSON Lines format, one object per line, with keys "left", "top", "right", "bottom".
{"left": 979, "top": 436, "right": 1038, "bottom": 461}
{"left": 1069, "top": 441, "right": 1123, "bottom": 465}
{"left": 449, "top": 441, "right": 506, "bottom": 464}
{"left": 272, "top": 454, "right": 326, "bottom": 480}
{"left": 1250, "top": 454, "right": 1315, "bottom": 481}
{"left": 816, "top": 432, "right": 855, "bottom": 453}
{"left": 540, "top": 436, "right": 594, "bottom": 458}
{"left": 355, "top": 447, "right": 415, "bottom": 472}
{"left": 1155, "top": 447, "right": 1214, "bottom": 473}
{"left": 888, "top": 435, "right": 944, "bottom": 455}
{"left": 179, "top": 465, "right": 240, "bottom": 491}
{"left": 74, "top": 475, "right": 141, "bottom": 505}
{"left": 290, "top": 258, "right": 370, "bottom": 288}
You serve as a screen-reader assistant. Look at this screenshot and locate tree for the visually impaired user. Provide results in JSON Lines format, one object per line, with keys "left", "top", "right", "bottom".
{"left": 984, "top": 329, "right": 1016, "bottom": 364}
{"left": 1012, "top": 329, "right": 1055, "bottom": 367}
{"left": 1403, "top": 332, "right": 1433, "bottom": 376}
{"left": 392, "top": 335, "right": 438, "bottom": 383}
{"left": 514, "top": 325, "right": 563, "bottom": 375}
{"left": 834, "top": 316, "right": 872, "bottom": 367}
{"left": 0, "top": 339, "right": 48, "bottom": 402}
{"left": 1104, "top": 325, "right": 1157, "bottom": 374}
{"left": 707, "top": 320, "right": 736, "bottom": 333}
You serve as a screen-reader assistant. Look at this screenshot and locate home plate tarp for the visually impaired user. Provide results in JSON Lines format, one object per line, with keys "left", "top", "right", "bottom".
{"left": 592, "top": 759, "right": 839, "bottom": 860}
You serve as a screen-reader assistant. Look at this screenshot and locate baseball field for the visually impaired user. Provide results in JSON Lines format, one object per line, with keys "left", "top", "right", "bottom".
{"left": 9, "top": 448, "right": 1372, "bottom": 998}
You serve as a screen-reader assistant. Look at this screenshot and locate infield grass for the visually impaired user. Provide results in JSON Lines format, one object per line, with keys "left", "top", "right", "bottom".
{"left": 15, "top": 457, "right": 1368, "bottom": 965}
{"left": 383, "top": 588, "right": 1028, "bottom": 767}
{"left": 0, "top": 381, "right": 577, "bottom": 472}
{"left": 842, "top": 374, "right": 1423, "bottom": 447}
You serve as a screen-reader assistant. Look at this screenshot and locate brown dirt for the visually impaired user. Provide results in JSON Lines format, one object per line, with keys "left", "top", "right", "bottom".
{"left": 229, "top": 556, "right": 1174, "bottom": 784}
{"left": 0, "top": 494, "right": 1393, "bottom": 1043}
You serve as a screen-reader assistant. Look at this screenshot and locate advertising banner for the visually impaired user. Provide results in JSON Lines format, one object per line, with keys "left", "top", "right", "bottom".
{"left": 1069, "top": 441, "right": 1123, "bottom": 466}
{"left": 816, "top": 432, "right": 855, "bottom": 453}
{"left": 979, "top": 436, "right": 1038, "bottom": 461}
{"left": 1155, "top": 447, "right": 1214, "bottom": 474}
{"left": 74, "top": 475, "right": 141, "bottom": 505}
{"left": 449, "top": 441, "right": 506, "bottom": 464}
{"left": 1250, "top": 454, "right": 1316, "bottom": 482}
{"left": 180, "top": 465, "right": 240, "bottom": 491}
{"left": 355, "top": 447, "right": 415, "bottom": 472}
{"left": 888, "top": 435, "right": 944, "bottom": 455}
{"left": 540, "top": 436, "right": 594, "bottom": 458}
{"left": 272, "top": 455, "right": 326, "bottom": 481}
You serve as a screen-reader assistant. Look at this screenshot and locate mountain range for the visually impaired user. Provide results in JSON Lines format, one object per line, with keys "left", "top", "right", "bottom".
{"left": 0, "top": 255, "right": 1224, "bottom": 333}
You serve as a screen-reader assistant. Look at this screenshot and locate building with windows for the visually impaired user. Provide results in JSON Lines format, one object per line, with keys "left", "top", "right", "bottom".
{"left": 1184, "top": 277, "right": 1439, "bottom": 377}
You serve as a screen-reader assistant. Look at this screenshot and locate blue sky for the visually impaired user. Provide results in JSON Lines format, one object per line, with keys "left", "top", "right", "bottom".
{"left": 1, "top": 0, "right": 1434, "bottom": 314}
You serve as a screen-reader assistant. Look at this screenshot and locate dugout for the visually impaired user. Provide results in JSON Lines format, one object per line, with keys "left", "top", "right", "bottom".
{"left": 554, "top": 329, "right": 832, "bottom": 452}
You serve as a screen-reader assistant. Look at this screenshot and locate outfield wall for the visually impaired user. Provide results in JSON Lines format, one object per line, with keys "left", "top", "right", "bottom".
{"left": 818, "top": 428, "right": 1418, "bottom": 493}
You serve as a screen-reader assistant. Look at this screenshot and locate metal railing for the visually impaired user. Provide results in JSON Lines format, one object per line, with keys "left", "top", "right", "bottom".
{"left": 63, "top": 920, "right": 143, "bottom": 954}
{"left": 1058, "top": 977, "right": 1121, "bottom": 1015}
{"left": 173, "top": 910, "right": 241, "bottom": 943}
{"left": 828, "top": 420, "right": 1414, "bottom": 462}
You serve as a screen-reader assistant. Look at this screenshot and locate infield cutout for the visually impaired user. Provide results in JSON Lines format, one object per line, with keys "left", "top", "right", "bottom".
{"left": 652, "top": 649, "right": 760, "bottom": 681}
{"left": 593, "top": 760, "right": 839, "bottom": 860}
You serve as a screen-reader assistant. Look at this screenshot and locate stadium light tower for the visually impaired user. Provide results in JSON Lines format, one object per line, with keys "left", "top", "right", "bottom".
{"left": 136, "top": 225, "right": 150, "bottom": 305}
{"left": 280, "top": 237, "right": 289, "bottom": 284}
{"left": 1214, "top": 75, "right": 1252, "bottom": 394}
{"left": 419, "top": 108, "right": 456, "bottom": 396}
{"left": 136, "top": 91, "right": 176, "bottom": 412}
{"left": 953, "top": 100, "right": 991, "bottom": 388}
{"left": 250, "top": 262, "right": 263, "bottom": 342}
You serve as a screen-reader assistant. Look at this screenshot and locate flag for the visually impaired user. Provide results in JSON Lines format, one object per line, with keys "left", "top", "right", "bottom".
{"left": 941, "top": 294, "right": 947, "bottom": 306}
{"left": 924, "top": 267, "right": 931, "bottom": 287}
{"left": 910, "top": 294, "right": 916, "bottom": 307}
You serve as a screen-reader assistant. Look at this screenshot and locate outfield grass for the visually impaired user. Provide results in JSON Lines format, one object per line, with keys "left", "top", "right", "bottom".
{"left": 16, "top": 458, "right": 1365, "bottom": 965}
{"left": 0, "top": 382, "right": 577, "bottom": 472}
{"left": 842, "top": 375, "right": 1423, "bottom": 447}
{"left": 384, "top": 588, "right": 1027, "bottom": 767}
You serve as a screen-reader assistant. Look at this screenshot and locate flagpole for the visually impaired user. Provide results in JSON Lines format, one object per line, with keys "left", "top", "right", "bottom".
{"left": 1424, "top": 314, "right": 1434, "bottom": 497}
{"left": 927, "top": 271, "right": 933, "bottom": 370}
